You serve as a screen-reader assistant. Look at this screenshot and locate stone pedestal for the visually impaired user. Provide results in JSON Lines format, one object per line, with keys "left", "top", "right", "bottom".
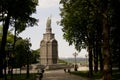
{"left": 40, "top": 17, "right": 58, "bottom": 66}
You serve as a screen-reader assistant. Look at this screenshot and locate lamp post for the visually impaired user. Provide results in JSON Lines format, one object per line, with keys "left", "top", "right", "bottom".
{"left": 73, "top": 52, "right": 78, "bottom": 71}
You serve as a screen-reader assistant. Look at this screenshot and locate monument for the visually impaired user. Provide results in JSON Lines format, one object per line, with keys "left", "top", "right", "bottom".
{"left": 40, "top": 17, "right": 58, "bottom": 66}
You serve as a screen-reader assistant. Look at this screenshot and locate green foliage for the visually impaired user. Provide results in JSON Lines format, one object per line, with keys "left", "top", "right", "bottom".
{"left": 58, "top": 59, "right": 68, "bottom": 64}
{"left": 0, "top": 26, "right": 39, "bottom": 67}
{"left": 13, "top": 38, "right": 39, "bottom": 67}
{"left": 60, "top": 0, "right": 102, "bottom": 51}
{"left": 31, "top": 49, "right": 40, "bottom": 63}
{"left": 0, "top": 0, "right": 38, "bottom": 25}
{"left": 60, "top": 0, "right": 120, "bottom": 69}
{"left": 14, "top": 38, "right": 31, "bottom": 68}
{"left": 60, "top": 0, "right": 120, "bottom": 79}
{"left": 71, "top": 70, "right": 120, "bottom": 80}
{"left": 0, "top": 0, "right": 38, "bottom": 76}
{"left": 0, "top": 25, "right": 14, "bottom": 49}
{"left": 109, "top": 0, "right": 120, "bottom": 68}
{"left": 0, "top": 25, "right": 3, "bottom": 41}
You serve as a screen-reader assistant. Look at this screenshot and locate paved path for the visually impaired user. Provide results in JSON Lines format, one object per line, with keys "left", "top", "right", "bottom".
{"left": 42, "top": 69, "right": 89, "bottom": 80}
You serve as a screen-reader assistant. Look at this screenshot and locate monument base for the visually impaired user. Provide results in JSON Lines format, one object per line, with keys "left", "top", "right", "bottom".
{"left": 45, "top": 64, "right": 68, "bottom": 70}
{"left": 37, "top": 63, "right": 69, "bottom": 70}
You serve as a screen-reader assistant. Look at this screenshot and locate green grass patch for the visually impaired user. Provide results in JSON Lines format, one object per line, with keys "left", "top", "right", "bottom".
{"left": 71, "top": 71, "right": 102, "bottom": 80}
{"left": 0, "top": 73, "right": 37, "bottom": 80}
{"left": 112, "top": 70, "right": 120, "bottom": 80}
{"left": 71, "top": 70, "right": 120, "bottom": 80}
{"left": 71, "top": 71, "right": 88, "bottom": 77}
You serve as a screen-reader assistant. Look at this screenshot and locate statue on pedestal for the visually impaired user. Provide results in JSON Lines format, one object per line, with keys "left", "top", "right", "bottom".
{"left": 46, "top": 17, "right": 51, "bottom": 27}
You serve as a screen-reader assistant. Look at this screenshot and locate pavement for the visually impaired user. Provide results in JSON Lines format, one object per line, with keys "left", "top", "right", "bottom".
{"left": 5, "top": 65, "right": 89, "bottom": 80}
{"left": 41, "top": 68, "right": 89, "bottom": 80}
{"left": 78, "top": 66, "right": 89, "bottom": 71}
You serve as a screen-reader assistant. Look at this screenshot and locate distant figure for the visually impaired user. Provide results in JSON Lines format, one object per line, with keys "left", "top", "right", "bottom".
{"left": 37, "top": 69, "right": 41, "bottom": 74}
{"left": 68, "top": 68, "right": 71, "bottom": 75}
{"left": 74, "top": 64, "right": 78, "bottom": 71}
{"left": 64, "top": 68, "right": 66, "bottom": 73}
{"left": 37, "top": 69, "right": 43, "bottom": 80}
{"left": 42, "top": 69, "right": 44, "bottom": 73}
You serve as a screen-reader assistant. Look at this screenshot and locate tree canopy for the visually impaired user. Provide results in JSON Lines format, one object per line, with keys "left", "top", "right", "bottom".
{"left": 0, "top": 0, "right": 38, "bottom": 77}
{"left": 60, "top": 0, "right": 120, "bottom": 79}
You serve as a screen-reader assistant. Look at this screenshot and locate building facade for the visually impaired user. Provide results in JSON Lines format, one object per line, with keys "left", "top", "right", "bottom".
{"left": 40, "top": 17, "right": 58, "bottom": 65}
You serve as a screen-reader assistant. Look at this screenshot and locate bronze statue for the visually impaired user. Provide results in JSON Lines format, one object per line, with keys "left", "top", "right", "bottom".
{"left": 46, "top": 17, "right": 51, "bottom": 27}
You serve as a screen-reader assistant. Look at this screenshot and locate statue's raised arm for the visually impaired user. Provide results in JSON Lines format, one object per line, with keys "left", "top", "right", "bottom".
{"left": 46, "top": 17, "right": 51, "bottom": 27}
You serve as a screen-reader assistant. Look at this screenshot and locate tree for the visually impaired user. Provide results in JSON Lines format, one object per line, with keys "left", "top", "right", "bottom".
{"left": 25, "top": 38, "right": 31, "bottom": 78}
{"left": 0, "top": 25, "right": 14, "bottom": 79}
{"left": 14, "top": 38, "right": 31, "bottom": 76}
{"left": 0, "top": 0, "right": 38, "bottom": 77}
{"left": 110, "top": 0, "right": 120, "bottom": 70}
{"left": 60, "top": 0, "right": 112, "bottom": 79}
{"left": 101, "top": 0, "right": 111, "bottom": 79}
{"left": 31, "top": 49, "right": 40, "bottom": 63}
{"left": 60, "top": 0, "right": 101, "bottom": 77}
{"left": 0, "top": 25, "right": 3, "bottom": 41}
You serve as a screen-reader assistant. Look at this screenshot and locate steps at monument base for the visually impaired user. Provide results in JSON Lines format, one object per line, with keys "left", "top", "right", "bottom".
{"left": 45, "top": 64, "right": 68, "bottom": 70}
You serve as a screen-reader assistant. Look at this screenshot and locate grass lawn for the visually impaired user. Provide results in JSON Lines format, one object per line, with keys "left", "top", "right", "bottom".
{"left": 0, "top": 70, "right": 119, "bottom": 80}
{"left": 0, "top": 73, "right": 38, "bottom": 80}
{"left": 112, "top": 70, "right": 120, "bottom": 80}
{"left": 71, "top": 70, "right": 120, "bottom": 80}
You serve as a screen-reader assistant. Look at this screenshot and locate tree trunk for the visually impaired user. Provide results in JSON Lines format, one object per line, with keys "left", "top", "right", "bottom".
{"left": 98, "top": 30, "right": 103, "bottom": 72}
{"left": 88, "top": 44, "right": 93, "bottom": 77}
{"left": 0, "top": 14, "right": 10, "bottom": 77}
{"left": 26, "top": 63, "right": 29, "bottom": 78}
{"left": 102, "top": 0, "right": 112, "bottom": 79}
{"left": 99, "top": 48, "right": 103, "bottom": 72}
{"left": 0, "top": 53, "right": 3, "bottom": 77}
{"left": 10, "top": 21, "right": 17, "bottom": 79}
{"left": 93, "top": 36, "right": 98, "bottom": 73}
{"left": 26, "top": 53, "right": 29, "bottom": 78}
{"left": 94, "top": 46, "right": 98, "bottom": 73}
{"left": 117, "top": 45, "right": 120, "bottom": 70}
{"left": 20, "top": 68, "right": 21, "bottom": 75}
{"left": 119, "top": 62, "right": 120, "bottom": 71}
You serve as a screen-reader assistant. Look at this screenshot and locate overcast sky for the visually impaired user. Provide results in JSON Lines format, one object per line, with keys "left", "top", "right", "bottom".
{"left": 19, "top": 0, "right": 88, "bottom": 58}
